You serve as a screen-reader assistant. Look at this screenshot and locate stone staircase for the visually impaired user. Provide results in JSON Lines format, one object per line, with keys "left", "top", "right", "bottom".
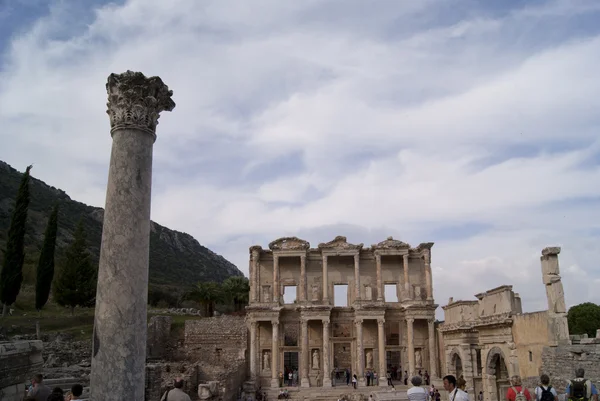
{"left": 264, "top": 385, "right": 410, "bottom": 401}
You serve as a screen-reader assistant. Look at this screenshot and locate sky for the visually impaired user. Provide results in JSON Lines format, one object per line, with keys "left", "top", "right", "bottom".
{"left": 1, "top": 0, "right": 599, "bottom": 319}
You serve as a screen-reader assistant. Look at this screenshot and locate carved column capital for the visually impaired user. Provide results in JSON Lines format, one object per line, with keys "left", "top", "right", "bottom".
{"left": 271, "top": 321, "right": 279, "bottom": 328}
{"left": 406, "top": 317, "right": 415, "bottom": 324}
{"left": 322, "top": 319, "right": 330, "bottom": 326}
{"left": 355, "top": 318, "right": 364, "bottom": 325}
{"left": 377, "top": 318, "right": 385, "bottom": 326}
{"left": 106, "top": 71, "right": 175, "bottom": 138}
{"left": 427, "top": 318, "right": 435, "bottom": 325}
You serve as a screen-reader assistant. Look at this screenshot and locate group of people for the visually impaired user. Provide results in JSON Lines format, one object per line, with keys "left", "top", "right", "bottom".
{"left": 501, "top": 369, "right": 598, "bottom": 401}
{"left": 23, "top": 374, "right": 84, "bottom": 401}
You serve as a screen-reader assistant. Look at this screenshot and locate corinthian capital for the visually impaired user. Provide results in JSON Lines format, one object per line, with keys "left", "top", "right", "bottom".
{"left": 106, "top": 70, "right": 175, "bottom": 138}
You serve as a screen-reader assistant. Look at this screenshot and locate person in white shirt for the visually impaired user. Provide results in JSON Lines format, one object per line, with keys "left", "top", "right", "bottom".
{"left": 534, "top": 374, "right": 558, "bottom": 401}
{"left": 443, "top": 375, "right": 469, "bottom": 401}
{"left": 407, "top": 376, "right": 429, "bottom": 401}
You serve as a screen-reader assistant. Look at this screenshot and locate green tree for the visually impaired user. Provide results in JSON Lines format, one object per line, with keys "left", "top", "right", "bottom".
{"left": 222, "top": 276, "right": 249, "bottom": 312}
{"left": 35, "top": 204, "right": 59, "bottom": 313}
{"left": 0, "top": 165, "right": 32, "bottom": 317}
{"left": 187, "top": 281, "right": 223, "bottom": 316}
{"left": 53, "top": 219, "right": 97, "bottom": 315}
{"left": 568, "top": 302, "right": 600, "bottom": 337}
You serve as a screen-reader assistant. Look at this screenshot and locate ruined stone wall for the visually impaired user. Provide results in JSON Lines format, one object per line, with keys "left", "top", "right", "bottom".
{"left": 512, "top": 311, "right": 549, "bottom": 379}
{"left": 540, "top": 344, "right": 600, "bottom": 393}
{"left": 0, "top": 340, "right": 44, "bottom": 401}
{"left": 147, "top": 316, "right": 172, "bottom": 359}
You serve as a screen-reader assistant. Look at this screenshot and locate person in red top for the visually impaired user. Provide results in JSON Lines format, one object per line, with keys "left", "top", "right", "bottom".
{"left": 506, "top": 375, "right": 533, "bottom": 401}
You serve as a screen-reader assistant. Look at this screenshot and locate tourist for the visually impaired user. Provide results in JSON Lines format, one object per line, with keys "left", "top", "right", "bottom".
{"left": 435, "top": 389, "right": 441, "bottom": 401}
{"left": 66, "top": 384, "right": 84, "bottom": 400}
{"left": 565, "top": 368, "right": 598, "bottom": 401}
{"left": 477, "top": 391, "right": 483, "bottom": 401}
{"left": 278, "top": 371, "right": 284, "bottom": 387}
{"left": 387, "top": 371, "right": 395, "bottom": 388}
{"left": 429, "top": 384, "right": 436, "bottom": 401}
{"left": 506, "top": 375, "right": 532, "bottom": 401}
{"left": 352, "top": 374, "right": 358, "bottom": 389}
{"left": 443, "top": 375, "right": 469, "bottom": 401}
{"left": 346, "top": 369, "right": 351, "bottom": 386}
{"left": 534, "top": 374, "right": 558, "bottom": 401}
{"left": 160, "top": 378, "right": 192, "bottom": 401}
{"left": 457, "top": 376, "right": 467, "bottom": 392}
{"left": 366, "top": 370, "right": 371, "bottom": 386}
{"left": 26, "top": 374, "right": 51, "bottom": 401}
{"left": 374, "top": 371, "right": 378, "bottom": 386}
{"left": 425, "top": 370, "right": 430, "bottom": 386}
{"left": 293, "top": 369, "right": 298, "bottom": 386}
{"left": 408, "top": 376, "right": 428, "bottom": 401}
{"left": 288, "top": 371, "right": 292, "bottom": 386}
{"left": 404, "top": 371, "right": 409, "bottom": 385}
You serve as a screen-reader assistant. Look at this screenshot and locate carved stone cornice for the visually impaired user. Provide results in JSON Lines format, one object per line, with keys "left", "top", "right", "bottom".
{"left": 268, "top": 236, "right": 310, "bottom": 251}
{"left": 371, "top": 236, "right": 411, "bottom": 250}
{"left": 318, "top": 236, "right": 363, "bottom": 252}
{"left": 106, "top": 71, "right": 175, "bottom": 138}
{"left": 249, "top": 245, "right": 263, "bottom": 254}
{"left": 541, "top": 246, "right": 561, "bottom": 256}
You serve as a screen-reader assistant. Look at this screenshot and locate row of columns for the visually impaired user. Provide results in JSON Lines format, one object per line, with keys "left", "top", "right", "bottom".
{"left": 249, "top": 316, "right": 438, "bottom": 387}
{"left": 255, "top": 251, "right": 434, "bottom": 304}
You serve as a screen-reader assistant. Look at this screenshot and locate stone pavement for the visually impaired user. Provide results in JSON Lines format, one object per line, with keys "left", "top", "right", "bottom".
{"left": 263, "top": 385, "right": 412, "bottom": 401}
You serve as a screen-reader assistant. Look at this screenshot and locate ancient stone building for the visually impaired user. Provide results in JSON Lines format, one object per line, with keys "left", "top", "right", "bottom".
{"left": 245, "top": 235, "right": 438, "bottom": 388}
{"left": 438, "top": 247, "right": 570, "bottom": 401}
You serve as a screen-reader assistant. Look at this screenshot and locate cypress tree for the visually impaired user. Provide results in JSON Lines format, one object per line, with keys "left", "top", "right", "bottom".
{"left": 53, "top": 218, "right": 97, "bottom": 315}
{"left": 35, "top": 204, "right": 59, "bottom": 313}
{"left": 0, "top": 165, "right": 32, "bottom": 317}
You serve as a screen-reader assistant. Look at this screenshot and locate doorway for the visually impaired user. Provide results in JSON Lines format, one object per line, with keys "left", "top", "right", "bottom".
{"left": 387, "top": 351, "right": 402, "bottom": 380}
{"left": 333, "top": 342, "right": 352, "bottom": 385}
{"left": 283, "top": 352, "right": 299, "bottom": 386}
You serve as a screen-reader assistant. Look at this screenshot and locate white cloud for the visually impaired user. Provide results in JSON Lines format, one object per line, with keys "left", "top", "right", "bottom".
{"left": 1, "top": 0, "right": 599, "bottom": 320}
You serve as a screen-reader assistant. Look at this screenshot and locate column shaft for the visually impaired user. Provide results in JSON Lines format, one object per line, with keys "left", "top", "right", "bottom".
{"left": 424, "top": 253, "right": 433, "bottom": 300}
{"left": 356, "top": 319, "right": 364, "bottom": 383}
{"left": 354, "top": 254, "right": 361, "bottom": 302}
{"left": 250, "top": 321, "right": 258, "bottom": 379}
{"left": 300, "top": 254, "right": 307, "bottom": 302}
{"left": 376, "top": 253, "right": 383, "bottom": 301}
{"left": 273, "top": 255, "right": 279, "bottom": 303}
{"left": 428, "top": 319, "right": 437, "bottom": 378}
{"left": 403, "top": 254, "right": 411, "bottom": 300}
{"left": 407, "top": 318, "right": 415, "bottom": 376}
{"left": 322, "top": 320, "right": 331, "bottom": 387}
{"left": 378, "top": 319, "right": 387, "bottom": 386}
{"left": 252, "top": 250, "right": 260, "bottom": 303}
{"left": 322, "top": 255, "right": 329, "bottom": 303}
{"left": 271, "top": 322, "right": 279, "bottom": 387}
{"left": 301, "top": 319, "right": 310, "bottom": 387}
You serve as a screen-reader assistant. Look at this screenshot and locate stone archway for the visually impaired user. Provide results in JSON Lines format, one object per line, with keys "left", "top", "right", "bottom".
{"left": 485, "top": 347, "right": 509, "bottom": 401}
{"left": 449, "top": 349, "right": 463, "bottom": 378}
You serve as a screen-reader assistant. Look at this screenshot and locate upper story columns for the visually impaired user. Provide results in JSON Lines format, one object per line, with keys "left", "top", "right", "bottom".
{"left": 318, "top": 236, "right": 364, "bottom": 304}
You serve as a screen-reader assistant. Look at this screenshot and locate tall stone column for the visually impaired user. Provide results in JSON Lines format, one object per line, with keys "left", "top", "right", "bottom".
{"left": 428, "top": 319, "right": 437, "bottom": 378}
{"left": 406, "top": 317, "right": 415, "bottom": 376}
{"left": 403, "top": 254, "right": 411, "bottom": 300}
{"left": 300, "top": 254, "right": 307, "bottom": 302}
{"left": 541, "top": 247, "right": 570, "bottom": 345}
{"left": 378, "top": 319, "right": 387, "bottom": 386}
{"left": 424, "top": 252, "right": 433, "bottom": 301}
{"left": 354, "top": 253, "right": 361, "bottom": 302}
{"left": 301, "top": 319, "right": 310, "bottom": 387}
{"left": 322, "top": 254, "right": 329, "bottom": 303}
{"left": 375, "top": 253, "right": 383, "bottom": 301}
{"left": 271, "top": 322, "right": 279, "bottom": 387}
{"left": 273, "top": 254, "right": 280, "bottom": 304}
{"left": 251, "top": 248, "right": 260, "bottom": 303}
{"left": 322, "top": 319, "right": 332, "bottom": 387}
{"left": 91, "top": 71, "right": 175, "bottom": 401}
{"left": 250, "top": 321, "right": 258, "bottom": 379}
{"left": 355, "top": 319, "right": 365, "bottom": 384}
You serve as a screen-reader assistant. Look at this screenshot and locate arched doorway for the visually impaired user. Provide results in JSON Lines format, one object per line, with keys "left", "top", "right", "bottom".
{"left": 450, "top": 350, "right": 463, "bottom": 378}
{"left": 486, "top": 348, "right": 509, "bottom": 401}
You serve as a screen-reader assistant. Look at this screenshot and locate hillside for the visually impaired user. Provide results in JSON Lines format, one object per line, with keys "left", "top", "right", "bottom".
{"left": 0, "top": 161, "right": 243, "bottom": 291}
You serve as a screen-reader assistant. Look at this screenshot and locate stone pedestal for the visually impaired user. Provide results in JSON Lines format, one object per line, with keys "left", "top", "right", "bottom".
{"left": 90, "top": 71, "right": 175, "bottom": 401}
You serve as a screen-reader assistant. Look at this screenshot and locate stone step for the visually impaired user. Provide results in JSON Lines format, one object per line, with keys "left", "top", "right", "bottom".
{"left": 264, "top": 386, "right": 409, "bottom": 401}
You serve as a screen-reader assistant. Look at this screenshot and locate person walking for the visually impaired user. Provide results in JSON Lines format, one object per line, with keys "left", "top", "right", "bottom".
{"left": 443, "top": 375, "right": 469, "bottom": 401}
{"left": 534, "top": 374, "right": 558, "bottom": 401}
{"left": 565, "top": 368, "right": 598, "bottom": 401}
{"left": 160, "top": 378, "right": 192, "bottom": 401}
{"left": 407, "top": 376, "right": 428, "bottom": 401}
{"left": 387, "top": 371, "right": 395, "bottom": 389}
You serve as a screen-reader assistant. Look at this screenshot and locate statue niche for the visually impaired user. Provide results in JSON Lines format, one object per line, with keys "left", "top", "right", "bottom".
{"left": 311, "top": 284, "right": 321, "bottom": 301}
{"left": 415, "top": 349, "right": 423, "bottom": 368}
{"left": 365, "top": 350, "right": 374, "bottom": 369}
{"left": 364, "top": 285, "right": 373, "bottom": 301}
{"left": 312, "top": 349, "right": 320, "bottom": 370}
{"left": 263, "top": 350, "right": 271, "bottom": 371}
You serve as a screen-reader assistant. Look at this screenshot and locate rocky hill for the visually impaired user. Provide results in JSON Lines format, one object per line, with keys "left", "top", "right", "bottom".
{"left": 0, "top": 161, "right": 243, "bottom": 290}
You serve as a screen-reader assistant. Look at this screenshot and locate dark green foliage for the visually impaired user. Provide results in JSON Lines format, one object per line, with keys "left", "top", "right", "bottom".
{"left": 187, "top": 281, "right": 224, "bottom": 316}
{"left": 0, "top": 160, "right": 242, "bottom": 291}
{"left": 53, "top": 220, "right": 97, "bottom": 314}
{"left": 567, "top": 302, "right": 600, "bottom": 337}
{"left": 35, "top": 204, "right": 59, "bottom": 311}
{"left": 222, "top": 276, "right": 250, "bottom": 311}
{"left": 0, "top": 165, "right": 32, "bottom": 313}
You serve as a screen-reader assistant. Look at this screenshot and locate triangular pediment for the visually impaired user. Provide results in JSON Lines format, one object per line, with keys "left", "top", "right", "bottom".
{"left": 371, "top": 236, "right": 410, "bottom": 250}
{"left": 268, "top": 236, "right": 310, "bottom": 251}
{"left": 318, "top": 236, "right": 363, "bottom": 251}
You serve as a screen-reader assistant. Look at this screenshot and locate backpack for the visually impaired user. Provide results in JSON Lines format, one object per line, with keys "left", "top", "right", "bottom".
{"left": 512, "top": 387, "right": 527, "bottom": 401}
{"left": 539, "top": 386, "right": 554, "bottom": 401}
{"left": 570, "top": 378, "right": 589, "bottom": 401}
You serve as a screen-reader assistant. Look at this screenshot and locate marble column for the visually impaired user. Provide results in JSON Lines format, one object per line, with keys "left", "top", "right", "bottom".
{"left": 378, "top": 319, "right": 387, "bottom": 386}
{"left": 406, "top": 317, "right": 415, "bottom": 376}
{"left": 428, "top": 319, "right": 437, "bottom": 378}
{"left": 355, "top": 319, "right": 365, "bottom": 384}
{"left": 424, "top": 252, "right": 433, "bottom": 301}
{"left": 301, "top": 319, "right": 310, "bottom": 387}
{"left": 322, "top": 254, "right": 329, "bottom": 303}
{"left": 273, "top": 255, "right": 280, "bottom": 303}
{"left": 403, "top": 254, "right": 411, "bottom": 300}
{"left": 251, "top": 248, "right": 260, "bottom": 303}
{"left": 250, "top": 321, "right": 258, "bottom": 379}
{"left": 354, "top": 253, "right": 361, "bottom": 302}
{"left": 375, "top": 253, "right": 383, "bottom": 301}
{"left": 322, "top": 319, "right": 332, "bottom": 387}
{"left": 271, "top": 322, "right": 279, "bottom": 387}
{"left": 300, "top": 254, "right": 307, "bottom": 302}
{"left": 91, "top": 71, "right": 175, "bottom": 401}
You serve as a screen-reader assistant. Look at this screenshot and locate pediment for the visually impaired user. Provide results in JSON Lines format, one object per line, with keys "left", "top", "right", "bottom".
{"left": 268, "top": 236, "right": 310, "bottom": 251}
{"left": 318, "top": 236, "right": 363, "bottom": 251}
{"left": 372, "top": 236, "right": 410, "bottom": 250}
